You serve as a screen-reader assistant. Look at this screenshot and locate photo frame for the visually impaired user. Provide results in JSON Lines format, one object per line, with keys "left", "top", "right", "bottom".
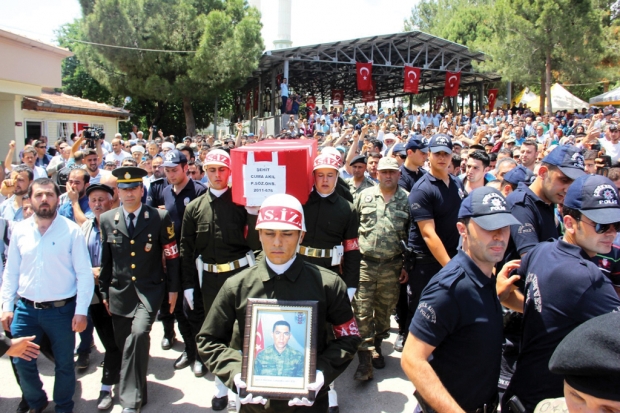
{"left": 240, "top": 298, "right": 318, "bottom": 401}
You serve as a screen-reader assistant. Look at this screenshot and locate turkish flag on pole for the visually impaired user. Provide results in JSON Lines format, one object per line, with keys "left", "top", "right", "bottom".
{"left": 488, "top": 89, "right": 499, "bottom": 110}
{"left": 362, "top": 81, "right": 376, "bottom": 102}
{"left": 356, "top": 62, "right": 373, "bottom": 91}
{"left": 254, "top": 318, "right": 264, "bottom": 358}
{"left": 404, "top": 66, "right": 421, "bottom": 94}
{"left": 444, "top": 71, "right": 461, "bottom": 97}
{"left": 331, "top": 89, "right": 344, "bottom": 106}
{"left": 306, "top": 96, "right": 316, "bottom": 109}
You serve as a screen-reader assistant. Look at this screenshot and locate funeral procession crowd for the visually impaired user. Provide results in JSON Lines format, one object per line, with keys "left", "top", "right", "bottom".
{"left": 1, "top": 95, "right": 620, "bottom": 413}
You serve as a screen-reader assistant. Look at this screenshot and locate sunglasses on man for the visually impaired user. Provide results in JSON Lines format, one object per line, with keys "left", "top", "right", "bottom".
{"left": 578, "top": 218, "right": 620, "bottom": 234}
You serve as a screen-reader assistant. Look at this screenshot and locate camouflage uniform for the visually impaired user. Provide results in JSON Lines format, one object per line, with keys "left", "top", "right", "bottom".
{"left": 345, "top": 176, "right": 376, "bottom": 200}
{"left": 254, "top": 345, "right": 304, "bottom": 377}
{"left": 353, "top": 185, "right": 410, "bottom": 352}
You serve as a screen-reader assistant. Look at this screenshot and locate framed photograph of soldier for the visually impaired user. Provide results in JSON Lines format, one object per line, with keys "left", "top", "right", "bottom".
{"left": 240, "top": 298, "right": 318, "bottom": 401}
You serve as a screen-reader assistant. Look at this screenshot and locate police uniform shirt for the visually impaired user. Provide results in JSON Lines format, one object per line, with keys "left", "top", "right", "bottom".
{"left": 162, "top": 180, "right": 207, "bottom": 241}
{"left": 145, "top": 177, "right": 169, "bottom": 208}
{"left": 409, "top": 250, "right": 503, "bottom": 411}
{"left": 196, "top": 256, "right": 361, "bottom": 407}
{"left": 398, "top": 164, "right": 426, "bottom": 192}
{"left": 507, "top": 239, "right": 620, "bottom": 410}
{"left": 505, "top": 182, "right": 558, "bottom": 258}
{"left": 407, "top": 173, "right": 465, "bottom": 256}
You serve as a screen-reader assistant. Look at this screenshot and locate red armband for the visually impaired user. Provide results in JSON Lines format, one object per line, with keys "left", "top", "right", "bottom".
{"left": 332, "top": 317, "right": 360, "bottom": 338}
{"left": 343, "top": 238, "right": 359, "bottom": 252}
{"left": 163, "top": 241, "right": 180, "bottom": 259}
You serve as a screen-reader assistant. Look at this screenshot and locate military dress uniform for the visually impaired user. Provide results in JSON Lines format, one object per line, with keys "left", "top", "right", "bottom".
{"left": 99, "top": 168, "right": 180, "bottom": 411}
{"left": 196, "top": 257, "right": 362, "bottom": 413}
{"left": 353, "top": 182, "right": 410, "bottom": 378}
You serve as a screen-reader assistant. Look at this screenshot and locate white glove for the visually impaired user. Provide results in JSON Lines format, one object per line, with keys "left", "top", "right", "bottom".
{"left": 347, "top": 288, "right": 356, "bottom": 302}
{"left": 288, "top": 370, "right": 324, "bottom": 407}
{"left": 234, "top": 373, "right": 267, "bottom": 405}
{"left": 245, "top": 206, "right": 260, "bottom": 215}
{"left": 184, "top": 289, "right": 194, "bottom": 310}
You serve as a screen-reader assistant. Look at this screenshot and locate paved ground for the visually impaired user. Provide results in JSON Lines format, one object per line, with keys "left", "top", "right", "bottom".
{"left": 0, "top": 317, "right": 418, "bottom": 413}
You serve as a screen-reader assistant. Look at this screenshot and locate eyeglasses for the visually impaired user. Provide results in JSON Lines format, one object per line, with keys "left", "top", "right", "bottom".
{"left": 578, "top": 218, "right": 620, "bottom": 234}
{"left": 398, "top": 155, "right": 407, "bottom": 160}
{"left": 36, "top": 145, "right": 46, "bottom": 149}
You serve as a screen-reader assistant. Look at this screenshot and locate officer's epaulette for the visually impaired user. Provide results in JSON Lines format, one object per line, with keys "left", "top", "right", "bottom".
{"left": 507, "top": 188, "right": 527, "bottom": 205}
{"left": 437, "top": 265, "right": 466, "bottom": 289}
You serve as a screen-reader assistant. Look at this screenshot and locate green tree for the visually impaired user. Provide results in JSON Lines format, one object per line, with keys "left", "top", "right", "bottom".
{"left": 73, "top": 0, "right": 263, "bottom": 136}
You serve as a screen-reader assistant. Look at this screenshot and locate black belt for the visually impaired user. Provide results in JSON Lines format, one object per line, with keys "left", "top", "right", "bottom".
{"left": 415, "top": 391, "right": 498, "bottom": 413}
{"left": 361, "top": 254, "right": 401, "bottom": 263}
{"left": 21, "top": 296, "right": 76, "bottom": 310}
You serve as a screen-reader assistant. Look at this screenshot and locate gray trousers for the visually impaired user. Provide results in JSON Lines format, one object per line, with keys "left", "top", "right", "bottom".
{"left": 112, "top": 303, "right": 157, "bottom": 409}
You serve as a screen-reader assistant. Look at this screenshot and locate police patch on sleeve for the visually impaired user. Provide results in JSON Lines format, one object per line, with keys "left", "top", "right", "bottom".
{"left": 417, "top": 302, "right": 436, "bottom": 323}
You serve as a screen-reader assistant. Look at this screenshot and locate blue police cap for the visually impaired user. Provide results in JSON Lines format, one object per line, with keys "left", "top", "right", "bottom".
{"left": 405, "top": 136, "right": 429, "bottom": 153}
{"left": 458, "top": 187, "right": 521, "bottom": 230}
{"left": 162, "top": 149, "right": 188, "bottom": 168}
{"left": 503, "top": 165, "right": 534, "bottom": 186}
{"left": 428, "top": 134, "right": 453, "bottom": 154}
{"left": 564, "top": 174, "right": 620, "bottom": 224}
{"left": 392, "top": 143, "right": 406, "bottom": 156}
{"left": 542, "top": 144, "right": 586, "bottom": 180}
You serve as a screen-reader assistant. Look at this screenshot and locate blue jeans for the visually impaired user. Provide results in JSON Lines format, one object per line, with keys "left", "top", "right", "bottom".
{"left": 77, "top": 311, "right": 94, "bottom": 354}
{"left": 11, "top": 299, "right": 77, "bottom": 413}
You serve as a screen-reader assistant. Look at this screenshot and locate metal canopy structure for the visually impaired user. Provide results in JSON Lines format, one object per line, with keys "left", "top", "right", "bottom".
{"left": 240, "top": 30, "right": 501, "bottom": 121}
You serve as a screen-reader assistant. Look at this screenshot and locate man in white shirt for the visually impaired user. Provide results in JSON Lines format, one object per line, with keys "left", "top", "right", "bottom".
{"left": 600, "top": 124, "right": 620, "bottom": 165}
{"left": 1, "top": 178, "right": 93, "bottom": 413}
{"left": 105, "top": 135, "right": 132, "bottom": 167}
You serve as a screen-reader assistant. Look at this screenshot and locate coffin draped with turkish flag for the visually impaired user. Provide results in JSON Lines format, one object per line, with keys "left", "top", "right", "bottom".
{"left": 231, "top": 140, "right": 318, "bottom": 206}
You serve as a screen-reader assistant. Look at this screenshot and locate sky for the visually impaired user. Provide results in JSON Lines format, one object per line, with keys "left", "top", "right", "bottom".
{"left": 0, "top": 0, "right": 417, "bottom": 48}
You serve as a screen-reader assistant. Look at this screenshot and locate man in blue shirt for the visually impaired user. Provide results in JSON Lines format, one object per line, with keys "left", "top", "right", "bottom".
{"left": 59, "top": 168, "right": 94, "bottom": 226}
{"left": 402, "top": 187, "right": 521, "bottom": 413}
{"left": 500, "top": 174, "right": 620, "bottom": 412}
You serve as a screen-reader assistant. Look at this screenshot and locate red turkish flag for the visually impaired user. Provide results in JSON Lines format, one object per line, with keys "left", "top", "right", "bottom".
{"left": 404, "top": 66, "right": 421, "bottom": 94}
{"left": 356, "top": 62, "right": 373, "bottom": 91}
{"left": 488, "top": 89, "right": 499, "bottom": 110}
{"left": 362, "top": 81, "right": 376, "bottom": 102}
{"left": 434, "top": 96, "right": 444, "bottom": 112}
{"left": 306, "top": 96, "right": 316, "bottom": 109}
{"left": 444, "top": 71, "right": 461, "bottom": 97}
{"left": 253, "top": 87, "right": 259, "bottom": 110}
{"left": 255, "top": 318, "right": 264, "bottom": 358}
{"left": 331, "top": 89, "right": 344, "bottom": 106}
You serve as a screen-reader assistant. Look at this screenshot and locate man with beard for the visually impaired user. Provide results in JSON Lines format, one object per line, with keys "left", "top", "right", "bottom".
{"left": 59, "top": 168, "right": 93, "bottom": 225}
{"left": 1, "top": 178, "right": 93, "bottom": 413}
{"left": 83, "top": 148, "right": 107, "bottom": 185}
{"left": 0, "top": 165, "right": 33, "bottom": 222}
{"left": 402, "top": 187, "right": 521, "bottom": 413}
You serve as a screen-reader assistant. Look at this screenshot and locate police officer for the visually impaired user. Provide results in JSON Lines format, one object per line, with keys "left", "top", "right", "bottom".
{"left": 353, "top": 156, "right": 410, "bottom": 381}
{"left": 398, "top": 135, "right": 428, "bottom": 192}
{"left": 499, "top": 145, "right": 586, "bottom": 400}
{"left": 500, "top": 174, "right": 620, "bottom": 412}
{"left": 405, "top": 134, "right": 465, "bottom": 350}
{"left": 196, "top": 193, "right": 361, "bottom": 413}
{"left": 299, "top": 153, "right": 361, "bottom": 413}
{"left": 159, "top": 149, "right": 208, "bottom": 375}
{"left": 99, "top": 167, "right": 181, "bottom": 413}
{"left": 344, "top": 155, "right": 375, "bottom": 199}
{"left": 402, "top": 187, "right": 521, "bottom": 413}
{"left": 179, "top": 149, "right": 260, "bottom": 411}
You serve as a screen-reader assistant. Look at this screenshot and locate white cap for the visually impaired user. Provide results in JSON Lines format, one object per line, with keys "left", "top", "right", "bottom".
{"left": 204, "top": 149, "right": 231, "bottom": 168}
{"left": 256, "top": 194, "right": 306, "bottom": 231}
{"left": 320, "top": 146, "right": 342, "bottom": 163}
{"left": 131, "top": 145, "right": 145, "bottom": 154}
{"left": 162, "top": 142, "right": 175, "bottom": 151}
{"left": 313, "top": 154, "right": 340, "bottom": 171}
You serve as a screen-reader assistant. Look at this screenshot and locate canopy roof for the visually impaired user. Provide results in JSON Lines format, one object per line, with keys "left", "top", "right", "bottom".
{"left": 249, "top": 31, "right": 501, "bottom": 103}
{"left": 524, "top": 83, "right": 589, "bottom": 112}
{"left": 590, "top": 86, "right": 620, "bottom": 106}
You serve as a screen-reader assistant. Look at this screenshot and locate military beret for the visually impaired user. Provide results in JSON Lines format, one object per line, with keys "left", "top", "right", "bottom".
{"left": 349, "top": 155, "right": 367, "bottom": 166}
{"left": 549, "top": 312, "right": 620, "bottom": 401}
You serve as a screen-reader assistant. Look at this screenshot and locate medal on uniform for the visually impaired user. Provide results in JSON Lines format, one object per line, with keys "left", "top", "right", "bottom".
{"left": 114, "top": 212, "right": 120, "bottom": 222}
{"left": 113, "top": 229, "right": 118, "bottom": 234}
{"left": 145, "top": 243, "right": 152, "bottom": 252}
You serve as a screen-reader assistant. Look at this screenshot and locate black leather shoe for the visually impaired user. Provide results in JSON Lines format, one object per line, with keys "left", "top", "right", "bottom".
{"left": 212, "top": 396, "right": 228, "bottom": 411}
{"left": 16, "top": 396, "right": 29, "bottom": 413}
{"left": 28, "top": 401, "right": 48, "bottom": 413}
{"left": 161, "top": 335, "right": 174, "bottom": 350}
{"left": 76, "top": 352, "right": 90, "bottom": 370}
{"left": 174, "top": 352, "right": 192, "bottom": 370}
{"left": 394, "top": 333, "right": 406, "bottom": 352}
{"left": 193, "top": 360, "right": 207, "bottom": 377}
{"left": 329, "top": 407, "right": 340, "bottom": 413}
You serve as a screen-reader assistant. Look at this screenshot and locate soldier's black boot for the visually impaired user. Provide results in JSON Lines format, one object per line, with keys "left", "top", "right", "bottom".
{"left": 353, "top": 351, "right": 373, "bottom": 381}
{"left": 371, "top": 338, "right": 385, "bottom": 369}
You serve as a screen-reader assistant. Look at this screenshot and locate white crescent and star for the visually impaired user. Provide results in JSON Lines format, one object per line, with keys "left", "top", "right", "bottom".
{"left": 448, "top": 74, "right": 458, "bottom": 87}
{"left": 360, "top": 66, "right": 370, "bottom": 80}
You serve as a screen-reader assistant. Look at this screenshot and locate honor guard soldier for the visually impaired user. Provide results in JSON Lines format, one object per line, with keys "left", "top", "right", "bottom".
{"left": 179, "top": 149, "right": 260, "bottom": 411}
{"left": 196, "top": 194, "right": 362, "bottom": 413}
{"left": 500, "top": 174, "right": 620, "bottom": 412}
{"left": 344, "top": 155, "right": 376, "bottom": 200}
{"left": 159, "top": 150, "right": 208, "bottom": 376}
{"left": 353, "top": 157, "right": 410, "bottom": 381}
{"left": 300, "top": 153, "right": 361, "bottom": 413}
{"left": 405, "top": 134, "right": 465, "bottom": 350}
{"left": 99, "top": 167, "right": 181, "bottom": 413}
{"left": 402, "top": 187, "right": 521, "bottom": 413}
{"left": 320, "top": 147, "right": 354, "bottom": 203}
